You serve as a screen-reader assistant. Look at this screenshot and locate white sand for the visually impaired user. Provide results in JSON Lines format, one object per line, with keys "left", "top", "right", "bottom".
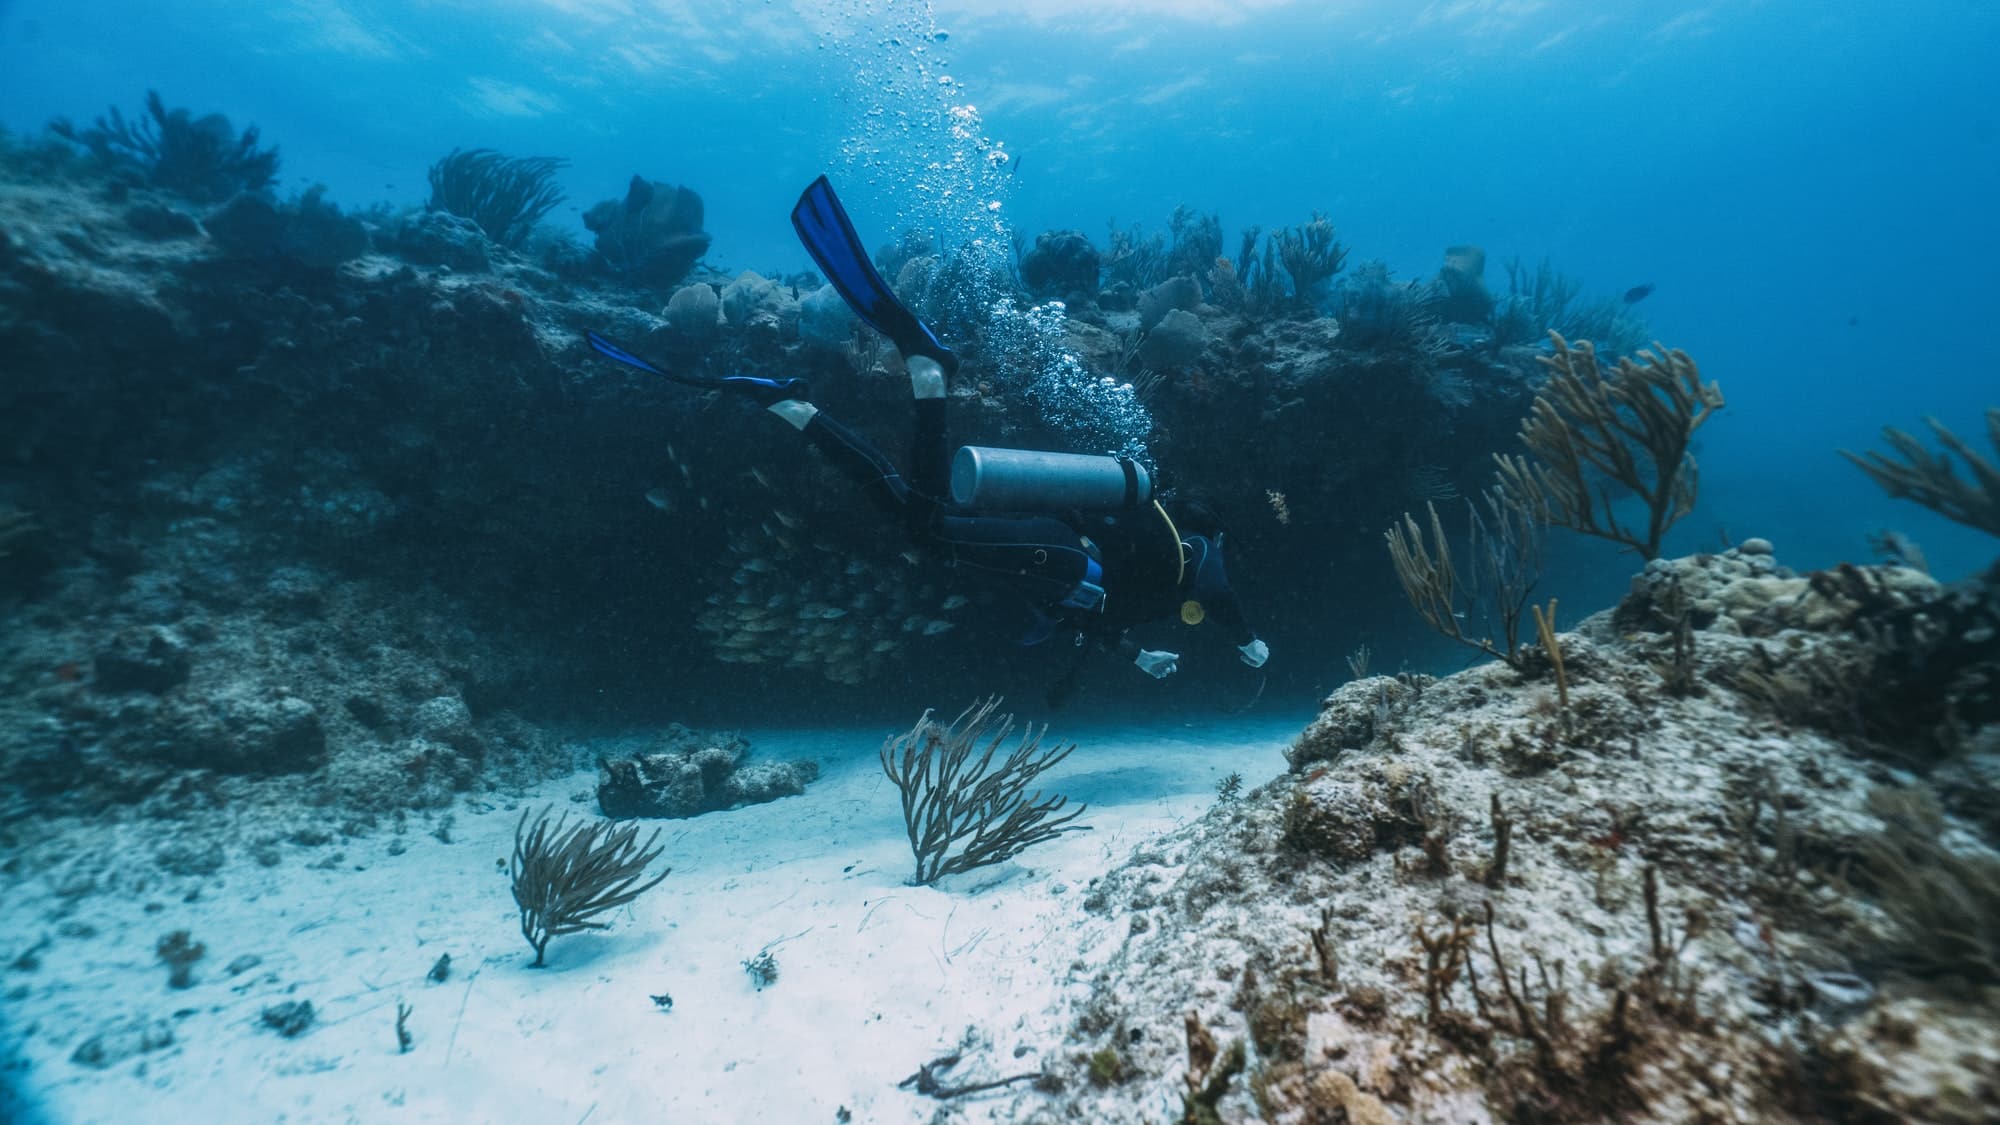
{"left": 3, "top": 712, "right": 1306, "bottom": 1124}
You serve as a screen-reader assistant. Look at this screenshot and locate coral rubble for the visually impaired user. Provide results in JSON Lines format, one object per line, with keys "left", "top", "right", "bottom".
{"left": 595, "top": 724, "right": 818, "bottom": 819}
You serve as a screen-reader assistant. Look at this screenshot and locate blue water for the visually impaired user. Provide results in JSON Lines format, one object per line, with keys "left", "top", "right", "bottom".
{"left": 3, "top": 0, "right": 1994, "bottom": 576}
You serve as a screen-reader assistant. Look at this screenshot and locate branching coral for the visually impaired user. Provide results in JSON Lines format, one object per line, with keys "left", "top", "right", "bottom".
{"left": 1384, "top": 484, "right": 1550, "bottom": 669}
{"left": 1854, "top": 786, "right": 2000, "bottom": 984}
{"left": 1334, "top": 260, "right": 1451, "bottom": 354}
{"left": 1103, "top": 222, "right": 1167, "bottom": 289}
{"left": 1180, "top": 1012, "right": 1246, "bottom": 1125}
{"left": 1273, "top": 212, "right": 1347, "bottom": 308}
{"left": 1495, "top": 333, "right": 1724, "bottom": 560}
{"left": 1841, "top": 408, "right": 2000, "bottom": 537}
{"left": 1491, "top": 257, "right": 1647, "bottom": 356}
{"left": 1165, "top": 206, "right": 1224, "bottom": 288}
{"left": 880, "top": 697, "right": 1090, "bottom": 884}
{"left": 509, "top": 805, "right": 669, "bottom": 967}
{"left": 426, "top": 148, "right": 567, "bottom": 250}
{"left": 49, "top": 90, "right": 279, "bottom": 203}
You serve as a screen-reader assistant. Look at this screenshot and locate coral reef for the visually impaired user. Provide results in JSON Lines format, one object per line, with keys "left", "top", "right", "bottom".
{"left": 595, "top": 724, "right": 818, "bottom": 818}
{"left": 203, "top": 185, "right": 369, "bottom": 269}
{"left": 0, "top": 100, "right": 1732, "bottom": 900}
{"left": 1012, "top": 546, "right": 2000, "bottom": 1123}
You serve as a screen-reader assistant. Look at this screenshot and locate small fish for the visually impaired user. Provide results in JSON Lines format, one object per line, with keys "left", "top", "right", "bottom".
{"left": 773, "top": 509, "right": 802, "bottom": 530}
{"left": 766, "top": 594, "right": 791, "bottom": 609}
{"left": 922, "top": 619, "right": 955, "bottom": 636}
{"left": 871, "top": 639, "right": 898, "bottom": 653}
{"left": 644, "top": 487, "right": 674, "bottom": 512}
{"left": 678, "top": 463, "right": 692, "bottom": 484}
{"left": 818, "top": 606, "right": 849, "bottom": 620}
{"left": 666, "top": 442, "right": 679, "bottom": 465}
{"left": 699, "top": 496, "right": 711, "bottom": 512}
{"left": 749, "top": 467, "right": 774, "bottom": 490}
{"left": 902, "top": 614, "right": 926, "bottom": 632}
{"left": 940, "top": 594, "right": 968, "bottom": 610}
{"left": 899, "top": 549, "right": 923, "bottom": 567}
{"left": 844, "top": 560, "right": 868, "bottom": 577}
{"left": 739, "top": 558, "right": 772, "bottom": 573}
{"left": 1623, "top": 283, "right": 1655, "bottom": 304}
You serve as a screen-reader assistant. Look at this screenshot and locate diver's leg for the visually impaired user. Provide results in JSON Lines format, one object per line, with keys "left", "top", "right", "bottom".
{"left": 767, "top": 400, "right": 910, "bottom": 519}
{"left": 906, "top": 355, "right": 951, "bottom": 500}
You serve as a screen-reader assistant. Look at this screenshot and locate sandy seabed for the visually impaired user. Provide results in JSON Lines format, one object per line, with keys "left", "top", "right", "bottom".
{"left": 2, "top": 714, "right": 1308, "bottom": 1124}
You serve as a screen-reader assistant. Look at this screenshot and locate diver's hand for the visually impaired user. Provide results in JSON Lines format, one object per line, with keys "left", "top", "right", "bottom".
{"left": 1134, "top": 649, "right": 1180, "bottom": 679}
{"left": 1237, "top": 638, "right": 1269, "bottom": 668}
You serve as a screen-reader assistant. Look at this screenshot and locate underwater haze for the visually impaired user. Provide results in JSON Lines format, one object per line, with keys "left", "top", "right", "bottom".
{"left": 3, "top": 1, "right": 1999, "bottom": 1123}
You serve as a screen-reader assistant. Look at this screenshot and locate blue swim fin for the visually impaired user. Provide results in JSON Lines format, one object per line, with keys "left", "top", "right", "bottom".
{"left": 586, "top": 330, "right": 809, "bottom": 404}
{"left": 791, "top": 176, "right": 958, "bottom": 375}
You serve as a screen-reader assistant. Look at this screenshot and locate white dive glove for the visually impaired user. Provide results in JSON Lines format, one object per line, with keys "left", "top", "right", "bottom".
{"left": 1237, "top": 638, "right": 1270, "bottom": 668}
{"left": 1134, "top": 649, "right": 1180, "bottom": 679}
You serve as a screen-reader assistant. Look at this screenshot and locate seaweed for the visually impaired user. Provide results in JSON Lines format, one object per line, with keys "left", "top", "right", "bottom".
{"left": 1853, "top": 786, "right": 2000, "bottom": 984}
{"left": 49, "top": 90, "right": 279, "bottom": 202}
{"left": 426, "top": 148, "right": 567, "bottom": 250}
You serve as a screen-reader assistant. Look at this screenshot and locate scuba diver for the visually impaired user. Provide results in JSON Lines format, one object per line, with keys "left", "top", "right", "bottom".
{"left": 587, "top": 176, "right": 1268, "bottom": 704}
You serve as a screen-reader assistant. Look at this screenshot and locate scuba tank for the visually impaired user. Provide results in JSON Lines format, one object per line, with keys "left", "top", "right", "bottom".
{"left": 950, "top": 446, "right": 1154, "bottom": 511}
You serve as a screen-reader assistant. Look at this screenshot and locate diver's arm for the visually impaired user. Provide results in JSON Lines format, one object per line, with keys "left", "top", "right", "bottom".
{"left": 1090, "top": 629, "right": 1178, "bottom": 681}
{"left": 1205, "top": 585, "right": 1256, "bottom": 649}
{"left": 1204, "top": 583, "right": 1268, "bottom": 667}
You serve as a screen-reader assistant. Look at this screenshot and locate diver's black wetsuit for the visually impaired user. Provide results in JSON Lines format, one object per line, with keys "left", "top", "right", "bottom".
{"left": 588, "top": 173, "right": 1263, "bottom": 703}
{"left": 794, "top": 391, "right": 1255, "bottom": 697}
